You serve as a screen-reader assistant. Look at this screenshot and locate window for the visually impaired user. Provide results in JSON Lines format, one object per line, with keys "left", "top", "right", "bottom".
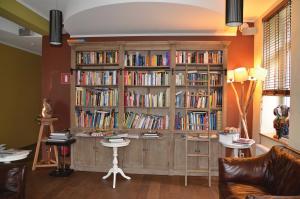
{"left": 260, "top": 0, "right": 291, "bottom": 136}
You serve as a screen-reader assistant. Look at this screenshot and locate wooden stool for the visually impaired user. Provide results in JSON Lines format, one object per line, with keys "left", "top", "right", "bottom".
{"left": 32, "top": 117, "right": 59, "bottom": 171}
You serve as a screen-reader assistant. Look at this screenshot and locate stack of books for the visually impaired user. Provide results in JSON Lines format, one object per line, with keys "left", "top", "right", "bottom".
{"left": 105, "top": 133, "right": 128, "bottom": 143}
{"left": 47, "top": 131, "right": 73, "bottom": 142}
{"left": 141, "top": 132, "right": 161, "bottom": 138}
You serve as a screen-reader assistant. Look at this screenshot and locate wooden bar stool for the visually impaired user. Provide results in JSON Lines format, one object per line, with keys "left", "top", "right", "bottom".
{"left": 32, "top": 117, "right": 59, "bottom": 171}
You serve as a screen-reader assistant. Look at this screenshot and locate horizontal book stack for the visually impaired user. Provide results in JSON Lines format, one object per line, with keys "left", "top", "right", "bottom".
{"left": 76, "top": 71, "right": 118, "bottom": 86}
{"left": 176, "top": 50, "right": 222, "bottom": 64}
{"left": 124, "top": 51, "right": 170, "bottom": 66}
{"left": 124, "top": 71, "right": 169, "bottom": 86}
{"left": 187, "top": 71, "right": 208, "bottom": 86}
{"left": 76, "top": 87, "right": 118, "bottom": 107}
{"left": 77, "top": 51, "right": 118, "bottom": 65}
{"left": 141, "top": 132, "right": 161, "bottom": 138}
{"left": 124, "top": 112, "right": 169, "bottom": 130}
{"left": 75, "top": 109, "right": 118, "bottom": 129}
{"left": 124, "top": 89, "right": 170, "bottom": 108}
{"left": 47, "top": 131, "right": 73, "bottom": 142}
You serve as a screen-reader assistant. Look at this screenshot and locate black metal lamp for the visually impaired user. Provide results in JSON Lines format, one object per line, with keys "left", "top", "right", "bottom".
{"left": 226, "top": 0, "right": 243, "bottom": 27}
{"left": 49, "top": 10, "right": 63, "bottom": 45}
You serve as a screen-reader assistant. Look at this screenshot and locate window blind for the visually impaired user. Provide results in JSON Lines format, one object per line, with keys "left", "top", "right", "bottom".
{"left": 263, "top": 0, "right": 291, "bottom": 96}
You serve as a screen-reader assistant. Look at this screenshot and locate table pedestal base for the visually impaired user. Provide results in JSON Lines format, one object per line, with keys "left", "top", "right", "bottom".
{"left": 102, "top": 147, "right": 131, "bottom": 188}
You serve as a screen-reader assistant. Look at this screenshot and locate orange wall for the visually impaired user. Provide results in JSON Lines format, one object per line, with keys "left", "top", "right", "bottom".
{"left": 42, "top": 33, "right": 254, "bottom": 136}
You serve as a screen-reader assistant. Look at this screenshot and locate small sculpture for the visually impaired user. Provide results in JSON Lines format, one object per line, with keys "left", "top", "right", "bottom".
{"left": 42, "top": 98, "right": 53, "bottom": 118}
{"left": 273, "top": 105, "right": 289, "bottom": 139}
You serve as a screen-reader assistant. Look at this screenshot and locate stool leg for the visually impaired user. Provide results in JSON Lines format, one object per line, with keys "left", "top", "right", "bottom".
{"left": 32, "top": 124, "right": 44, "bottom": 170}
{"left": 113, "top": 172, "right": 116, "bottom": 189}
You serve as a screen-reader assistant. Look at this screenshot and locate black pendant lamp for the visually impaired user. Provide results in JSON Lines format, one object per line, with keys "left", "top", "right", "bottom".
{"left": 226, "top": 0, "right": 243, "bottom": 27}
{"left": 49, "top": 10, "right": 63, "bottom": 45}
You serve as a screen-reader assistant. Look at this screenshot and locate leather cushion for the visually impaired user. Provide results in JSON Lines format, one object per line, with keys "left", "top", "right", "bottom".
{"left": 264, "top": 147, "right": 300, "bottom": 195}
{"left": 219, "top": 182, "right": 270, "bottom": 199}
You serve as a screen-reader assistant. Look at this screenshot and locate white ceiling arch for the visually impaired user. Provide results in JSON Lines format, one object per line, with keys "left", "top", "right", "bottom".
{"left": 16, "top": 0, "right": 279, "bottom": 37}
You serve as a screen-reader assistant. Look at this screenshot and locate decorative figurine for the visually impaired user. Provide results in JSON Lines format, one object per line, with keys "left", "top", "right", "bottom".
{"left": 273, "top": 105, "right": 289, "bottom": 139}
{"left": 42, "top": 98, "right": 53, "bottom": 118}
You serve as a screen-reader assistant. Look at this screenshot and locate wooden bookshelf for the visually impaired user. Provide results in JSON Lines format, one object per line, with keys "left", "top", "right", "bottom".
{"left": 69, "top": 41, "right": 228, "bottom": 176}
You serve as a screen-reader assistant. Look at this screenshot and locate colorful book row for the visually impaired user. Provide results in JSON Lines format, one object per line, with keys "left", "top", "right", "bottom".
{"left": 76, "top": 87, "right": 118, "bottom": 107}
{"left": 124, "top": 89, "right": 170, "bottom": 108}
{"left": 75, "top": 109, "right": 118, "bottom": 129}
{"left": 124, "top": 51, "right": 170, "bottom": 66}
{"left": 124, "top": 112, "right": 169, "bottom": 130}
{"left": 77, "top": 51, "right": 118, "bottom": 65}
{"left": 76, "top": 70, "right": 118, "bottom": 86}
{"left": 176, "top": 50, "right": 223, "bottom": 64}
{"left": 175, "top": 111, "right": 222, "bottom": 131}
{"left": 124, "top": 71, "right": 169, "bottom": 86}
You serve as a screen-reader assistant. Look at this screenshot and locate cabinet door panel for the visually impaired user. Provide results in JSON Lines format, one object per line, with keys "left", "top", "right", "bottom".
{"left": 73, "top": 137, "right": 95, "bottom": 167}
{"left": 174, "top": 137, "right": 185, "bottom": 170}
{"left": 143, "top": 137, "right": 170, "bottom": 170}
{"left": 122, "top": 139, "right": 143, "bottom": 169}
{"left": 95, "top": 142, "right": 113, "bottom": 170}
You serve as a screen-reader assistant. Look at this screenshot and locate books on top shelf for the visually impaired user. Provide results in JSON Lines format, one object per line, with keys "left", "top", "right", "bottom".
{"left": 76, "top": 87, "right": 118, "bottom": 107}
{"left": 124, "top": 71, "right": 169, "bottom": 86}
{"left": 176, "top": 50, "right": 223, "bottom": 64}
{"left": 124, "top": 88, "right": 170, "bottom": 108}
{"left": 76, "top": 70, "right": 118, "bottom": 86}
{"left": 124, "top": 51, "right": 170, "bottom": 67}
{"left": 125, "top": 112, "right": 169, "bottom": 130}
{"left": 175, "top": 111, "right": 222, "bottom": 131}
{"left": 77, "top": 51, "right": 118, "bottom": 65}
{"left": 75, "top": 109, "right": 118, "bottom": 129}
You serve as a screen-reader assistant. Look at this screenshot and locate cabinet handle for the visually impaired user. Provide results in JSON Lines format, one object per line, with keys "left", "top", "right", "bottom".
{"left": 195, "top": 149, "right": 201, "bottom": 153}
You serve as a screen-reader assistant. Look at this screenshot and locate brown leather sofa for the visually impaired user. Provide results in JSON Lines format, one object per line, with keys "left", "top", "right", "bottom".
{"left": 219, "top": 145, "right": 300, "bottom": 199}
{"left": 0, "top": 163, "right": 26, "bottom": 199}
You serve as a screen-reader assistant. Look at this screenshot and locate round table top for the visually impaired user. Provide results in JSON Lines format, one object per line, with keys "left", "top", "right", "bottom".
{"left": 101, "top": 139, "right": 130, "bottom": 148}
{"left": 0, "top": 153, "right": 30, "bottom": 163}
{"left": 220, "top": 139, "right": 255, "bottom": 149}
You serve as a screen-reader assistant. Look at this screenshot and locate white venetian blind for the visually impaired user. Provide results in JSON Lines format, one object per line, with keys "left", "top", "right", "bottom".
{"left": 263, "top": 0, "right": 291, "bottom": 96}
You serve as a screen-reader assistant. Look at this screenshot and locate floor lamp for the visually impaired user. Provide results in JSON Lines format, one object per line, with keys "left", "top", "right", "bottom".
{"left": 227, "top": 67, "right": 267, "bottom": 139}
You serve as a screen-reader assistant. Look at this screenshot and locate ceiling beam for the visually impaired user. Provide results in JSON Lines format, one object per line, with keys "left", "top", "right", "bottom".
{"left": 0, "top": 0, "right": 48, "bottom": 35}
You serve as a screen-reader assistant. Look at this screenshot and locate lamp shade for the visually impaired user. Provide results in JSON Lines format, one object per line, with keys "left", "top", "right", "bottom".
{"left": 234, "top": 67, "right": 248, "bottom": 82}
{"left": 227, "top": 70, "right": 235, "bottom": 82}
{"left": 249, "top": 67, "right": 267, "bottom": 81}
{"left": 49, "top": 10, "right": 62, "bottom": 45}
{"left": 226, "top": 0, "right": 243, "bottom": 27}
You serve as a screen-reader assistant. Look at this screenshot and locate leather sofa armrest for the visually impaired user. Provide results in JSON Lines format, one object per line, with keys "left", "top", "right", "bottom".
{"left": 219, "top": 152, "right": 270, "bottom": 184}
{"left": 246, "top": 194, "right": 300, "bottom": 199}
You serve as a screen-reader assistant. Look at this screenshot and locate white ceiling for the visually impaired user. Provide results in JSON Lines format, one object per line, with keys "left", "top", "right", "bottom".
{"left": 0, "top": 0, "right": 278, "bottom": 54}
{"left": 0, "top": 17, "right": 41, "bottom": 55}
{"left": 17, "top": 0, "right": 278, "bottom": 37}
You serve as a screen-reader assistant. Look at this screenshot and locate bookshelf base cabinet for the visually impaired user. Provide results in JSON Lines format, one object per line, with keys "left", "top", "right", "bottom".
{"left": 71, "top": 135, "right": 220, "bottom": 176}
{"left": 70, "top": 41, "right": 229, "bottom": 177}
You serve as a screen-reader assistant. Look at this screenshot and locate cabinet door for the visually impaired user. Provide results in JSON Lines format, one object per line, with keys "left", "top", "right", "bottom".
{"left": 174, "top": 136, "right": 185, "bottom": 170}
{"left": 95, "top": 142, "right": 113, "bottom": 171}
{"left": 121, "top": 139, "right": 143, "bottom": 169}
{"left": 143, "top": 136, "right": 170, "bottom": 170}
{"left": 72, "top": 137, "right": 95, "bottom": 167}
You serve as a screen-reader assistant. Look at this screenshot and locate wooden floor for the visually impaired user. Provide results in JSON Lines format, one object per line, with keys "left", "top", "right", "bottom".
{"left": 26, "top": 168, "right": 219, "bottom": 199}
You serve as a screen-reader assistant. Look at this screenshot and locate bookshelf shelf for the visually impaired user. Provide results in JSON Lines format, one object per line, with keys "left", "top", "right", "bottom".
{"left": 70, "top": 41, "right": 228, "bottom": 176}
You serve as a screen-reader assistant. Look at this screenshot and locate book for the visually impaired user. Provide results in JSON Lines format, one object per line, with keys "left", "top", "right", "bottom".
{"left": 124, "top": 71, "right": 169, "bottom": 86}
{"left": 76, "top": 70, "right": 117, "bottom": 86}
{"left": 77, "top": 50, "right": 118, "bottom": 65}
{"left": 125, "top": 112, "right": 169, "bottom": 130}
{"left": 124, "top": 51, "right": 170, "bottom": 67}
{"left": 176, "top": 50, "right": 222, "bottom": 64}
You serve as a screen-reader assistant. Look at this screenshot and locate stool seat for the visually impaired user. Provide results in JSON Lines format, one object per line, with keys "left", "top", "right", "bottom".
{"left": 100, "top": 139, "right": 131, "bottom": 189}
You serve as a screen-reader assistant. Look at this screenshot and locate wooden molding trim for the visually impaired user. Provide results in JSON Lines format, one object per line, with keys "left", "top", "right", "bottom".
{"left": 262, "top": 89, "right": 290, "bottom": 96}
{"left": 262, "top": 0, "right": 290, "bottom": 22}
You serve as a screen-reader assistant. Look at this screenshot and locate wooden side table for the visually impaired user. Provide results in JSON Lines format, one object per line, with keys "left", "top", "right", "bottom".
{"left": 101, "top": 139, "right": 131, "bottom": 189}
